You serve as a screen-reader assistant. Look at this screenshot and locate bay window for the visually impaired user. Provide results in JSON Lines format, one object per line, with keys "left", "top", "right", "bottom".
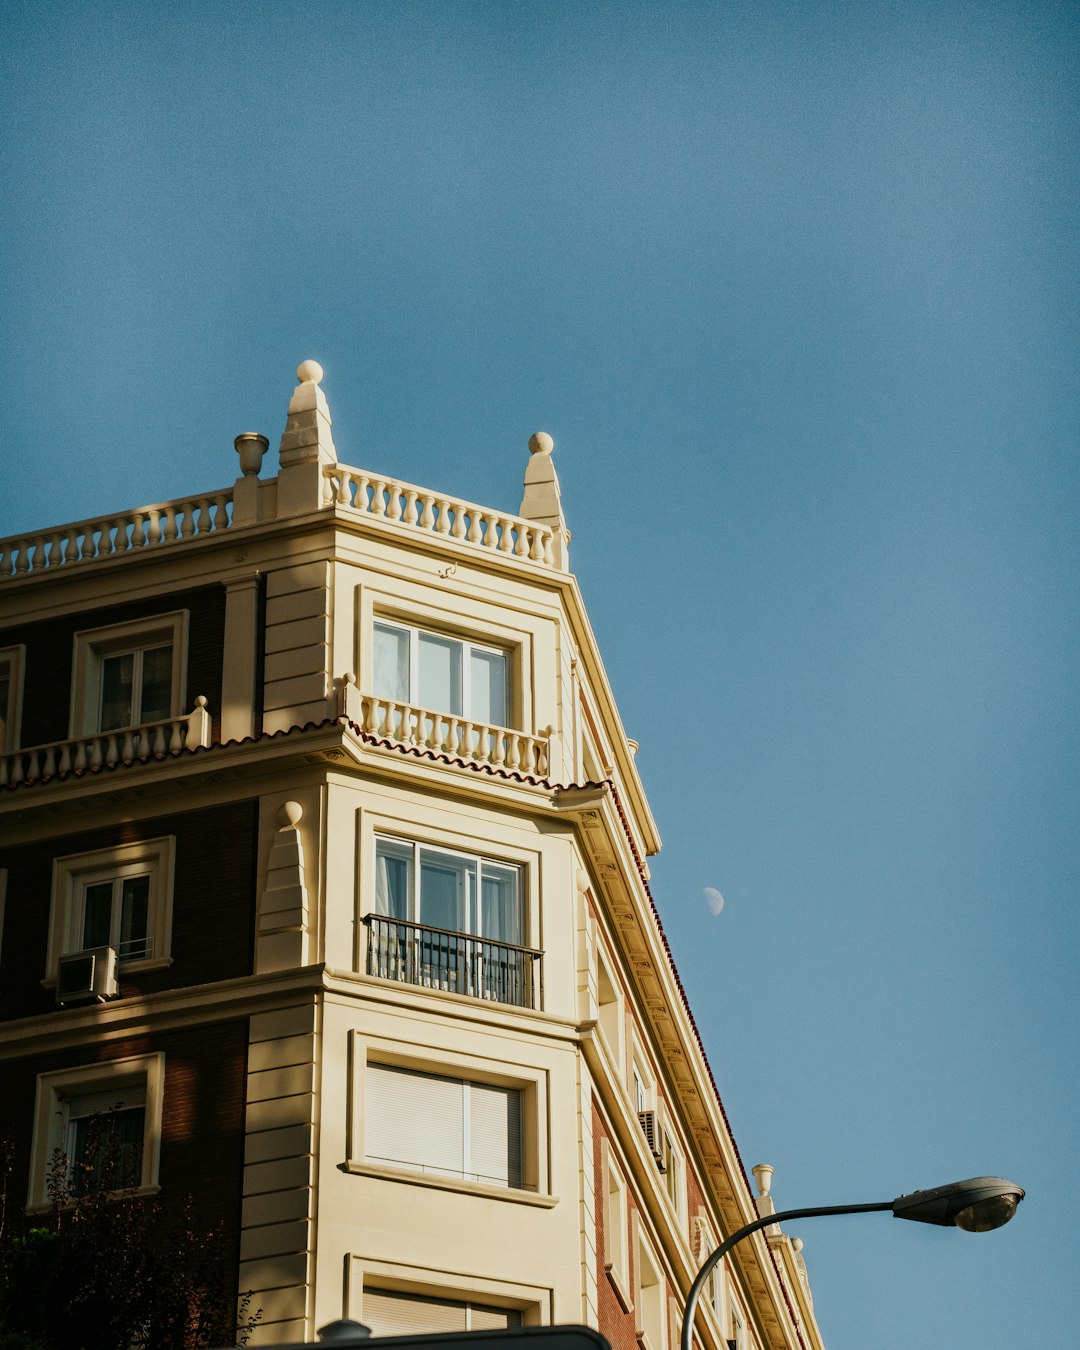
{"left": 375, "top": 835, "right": 522, "bottom": 946}
{"left": 364, "top": 1063, "right": 523, "bottom": 1189}
{"left": 373, "top": 620, "right": 508, "bottom": 727}
{"left": 366, "top": 834, "right": 539, "bottom": 1008}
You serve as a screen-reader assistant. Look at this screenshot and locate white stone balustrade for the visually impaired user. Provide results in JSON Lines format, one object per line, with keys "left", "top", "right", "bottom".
{"left": 322, "top": 465, "right": 559, "bottom": 568}
{"left": 338, "top": 676, "right": 550, "bottom": 776}
{"left": 0, "top": 491, "right": 234, "bottom": 580}
{"left": 0, "top": 697, "right": 211, "bottom": 787}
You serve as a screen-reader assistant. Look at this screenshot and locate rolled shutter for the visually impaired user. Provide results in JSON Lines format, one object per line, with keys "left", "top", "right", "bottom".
{"left": 365, "top": 1065, "right": 464, "bottom": 1177}
{"left": 361, "top": 1289, "right": 521, "bottom": 1336}
{"left": 469, "top": 1080, "right": 522, "bottom": 1188}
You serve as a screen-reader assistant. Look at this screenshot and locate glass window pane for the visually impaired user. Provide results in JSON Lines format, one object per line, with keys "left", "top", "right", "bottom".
{"left": 469, "top": 648, "right": 507, "bottom": 726}
{"left": 418, "top": 633, "right": 462, "bottom": 715}
{"left": 375, "top": 839, "right": 411, "bottom": 919}
{"left": 82, "top": 882, "right": 114, "bottom": 948}
{"left": 480, "top": 864, "right": 522, "bottom": 945}
{"left": 418, "top": 849, "right": 473, "bottom": 932}
{"left": 120, "top": 875, "right": 150, "bottom": 959}
{"left": 373, "top": 623, "right": 410, "bottom": 701}
{"left": 100, "top": 653, "right": 134, "bottom": 731}
{"left": 138, "top": 645, "right": 173, "bottom": 722}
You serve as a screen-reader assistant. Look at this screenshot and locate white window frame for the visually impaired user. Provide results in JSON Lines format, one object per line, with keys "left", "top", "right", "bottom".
{"left": 596, "top": 944, "right": 624, "bottom": 1068}
{"left": 347, "top": 1035, "right": 551, "bottom": 1203}
{"left": 70, "top": 612, "right": 188, "bottom": 736}
{"left": 633, "top": 1213, "right": 667, "bottom": 1350}
{"left": 345, "top": 1257, "right": 547, "bottom": 1331}
{"left": 363, "top": 1062, "right": 524, "bottom": 1190}
{"left": 0, "top": 645, "right": 25, "bottom": 754}
{"left": 372, "top": 617, "right": 511, "bottom": 726}
{"left": 27, "top": 1052, "right": 165, "bottom": 1210}
{"left": 632, "top": 1036, "right": 654, "bottom": 1114}
{"left": 46, "top": 836, "right": 175, "bottom": 981}
{"left": 372, "top": 833, "right": 525, "bottom": 942}
{"left": 663, "top": 1124, "right": 684, "bottom": 1220}
{"left": 601, "top": 1137, "right": 632, "bottom": 1311}
{"left": 693, "top": 1215, "right": 728, "bottom": 1333}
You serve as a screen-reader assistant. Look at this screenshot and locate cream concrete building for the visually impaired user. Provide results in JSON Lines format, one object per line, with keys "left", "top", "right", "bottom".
{"left": 0, "top": 362, "right": 825, "bottom": 1350}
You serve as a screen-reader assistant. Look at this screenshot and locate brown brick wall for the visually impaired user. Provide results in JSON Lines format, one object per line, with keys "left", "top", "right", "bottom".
{"left": 0, "top": 799, "right": 257, "bottom": 1020}
{"left": 0, "top": 1018, "right": 248, "bottom": 1250}
{"left": 1, "top": 583, "right": 227, "bottom": 748}
{"left": 593, "top": 1100, "right": 640, "bottom": 1350}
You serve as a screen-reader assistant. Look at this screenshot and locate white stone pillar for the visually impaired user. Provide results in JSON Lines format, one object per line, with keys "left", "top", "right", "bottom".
{"left": 221, "top": 574, "right": 262, "bottom": 743}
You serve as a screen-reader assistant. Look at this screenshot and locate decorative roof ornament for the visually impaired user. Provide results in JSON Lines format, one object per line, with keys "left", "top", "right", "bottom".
{"left": 279, "top": 359, "right": 338, "bottom": 468}
{"left": 520, "top": 431, "right": 569, "bottom": 564}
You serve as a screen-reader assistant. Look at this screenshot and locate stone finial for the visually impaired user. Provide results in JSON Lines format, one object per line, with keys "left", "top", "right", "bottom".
{"left": 279, "top": 358, "right": 338, "bottom": 469}
{"left": 235, "top": 433, "right": 269, "bottom": 477}
{"left": 519, "top": 431, "right": 569, "bottom": 564}
{"left": 752, "top": 1163, "right": 774, "bottom": 1197}
{"left": 529, "top": 432, "right": 554, "bottom": 456}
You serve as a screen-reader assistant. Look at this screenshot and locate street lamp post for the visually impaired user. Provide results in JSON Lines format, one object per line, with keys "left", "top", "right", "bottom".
{"left": 680, "top": 1176, "right": 1024, "bottom": 1350}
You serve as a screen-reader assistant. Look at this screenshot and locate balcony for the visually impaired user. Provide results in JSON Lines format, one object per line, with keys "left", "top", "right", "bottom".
{"left": 0, "top": 698, "right": 212, "bottom": 788}
{"left": 339, "top": 679, "right": 551, "bottom": 778}
{"left": 363, "top": 914, "right": 543, "bottom": 1011}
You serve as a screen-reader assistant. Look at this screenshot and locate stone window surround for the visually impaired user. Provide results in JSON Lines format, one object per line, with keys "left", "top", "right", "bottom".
{"left": 345, "top": 1254, "right": 549, "bottom": 1330}
{"left": 356, "top": 808, "right": 542, "bottom": 965}
{"left": 45, "top": 835, "right": 176, "bottom": 983}
{"left": 69, "top": 611, "right": 188, "bottom": 737}
{"left": 27, "top": 1051, "right": 165, "bottom": 1211}
{"left": 358, "top": 583, "right": 535, "bottom": 737}
{"left": 0, "top": 644, "right": 25, "bottom": 752}
{"left": 346, "top": 1031, "right": 552, "bottom": 1205}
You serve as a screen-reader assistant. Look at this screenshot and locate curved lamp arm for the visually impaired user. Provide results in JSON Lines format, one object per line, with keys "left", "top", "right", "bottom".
{"left": 680, "top": 1201, "right": 891, "bottom": 1350}
{"left": 680, "top": 1177, "right": 1022, "bottom": 1350}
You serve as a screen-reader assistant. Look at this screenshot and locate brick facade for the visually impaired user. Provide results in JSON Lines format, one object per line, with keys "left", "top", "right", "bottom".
{"left": 0, "top": 799, "right": 257, "bottom": 1020}
{"left": 1, "top": 583, "right": 228, "bottom": 748}
{"left": 0, "top": 1018, "right": 248, "bottom": 1246}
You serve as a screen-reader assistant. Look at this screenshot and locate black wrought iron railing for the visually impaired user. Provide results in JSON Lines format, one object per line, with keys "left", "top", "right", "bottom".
{"left": 363, "top": 914, "right": 542, "bottom": 1011}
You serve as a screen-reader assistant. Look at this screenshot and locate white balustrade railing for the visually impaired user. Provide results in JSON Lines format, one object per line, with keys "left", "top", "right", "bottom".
{"left": 0, "top": 697, "right": 211, "bottom": 787}
{"left": 338, "top": 677, "right": 549, "bottom": 776}
{"left": 0, "top": 490, "right": 234, "bottom": 580}
{"left": 323, "top": 465, "right": 557, "bottom": 567}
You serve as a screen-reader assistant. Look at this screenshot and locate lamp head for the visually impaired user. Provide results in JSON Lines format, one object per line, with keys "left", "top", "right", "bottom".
{"left": 892, "top": 1177, "right": 1024, "bottom": 1232}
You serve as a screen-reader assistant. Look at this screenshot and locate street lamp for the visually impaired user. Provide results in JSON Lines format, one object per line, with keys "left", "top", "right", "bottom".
{"left": 680, "top": 1176, "right": 1024, "bottom": 1350}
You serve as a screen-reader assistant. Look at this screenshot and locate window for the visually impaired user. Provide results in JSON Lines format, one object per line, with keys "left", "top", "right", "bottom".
{"left": 632, "top": 1039, "right": 653, "bottom": 1113}
{"left": 374, "top": 836, "right": 522, "bottom": 944}
{"left": 71, "top": 613, "right": 187, "bottom": 736}
{"left": 664, "top": 1130, "right": 683, "bottom": 1215}
{"left": 47, "top": 837, "right": 175, "bottom": 979}
{"left": 64, "top": 1084, "right": 146, "bottom": 1193}
{"left": 601, "top": 1138, "right": 631, "bottom": 1307}
{"left": 694, "top": 1217, "right": 728, "bottom": 1331}
{"left": 596, "top": 947, "right": 624, "bottom": 1064}
{"left": 0, "top": 646, "right": 24, "bottom": 753}
{"left": 634, "top": 1220, "right": 667, "bottom": 1350}
{"left": 374, "top": 620, "right": 508, "bottom": 726}
{"left": 361, "top": 1289, "right": 522, "bottom": 1337}
{"left": 368, "top": 835, "right": 536, "bottom": 1005}
{"left": 364, "top": 1063, "right": 523, "bottom": 1189}
{"left": 28, "top": 1054, "right": 164, "bottom": 1209}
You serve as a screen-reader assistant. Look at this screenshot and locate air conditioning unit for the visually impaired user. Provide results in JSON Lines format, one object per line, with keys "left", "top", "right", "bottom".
{"left": 56, "top": 947, "right": 119, "bottom": 1005}
{"left": 637, "top": 1110, "right": 667, "bottom": 1172}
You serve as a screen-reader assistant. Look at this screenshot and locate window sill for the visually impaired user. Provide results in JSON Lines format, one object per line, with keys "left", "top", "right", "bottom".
{"left": 344, "top": 1160, "right": 558, "bottom": 1207}
{"left": 605, "top": 1261, "right": 633, "bottom": 1314}
{"left": 26, "top": 1183, "right": 161, "bottom": 1216}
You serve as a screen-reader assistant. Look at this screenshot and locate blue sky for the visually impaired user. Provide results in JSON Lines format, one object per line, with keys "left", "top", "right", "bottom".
{"left": 2, "top": 2, "right": 1077, "bottom": 1347}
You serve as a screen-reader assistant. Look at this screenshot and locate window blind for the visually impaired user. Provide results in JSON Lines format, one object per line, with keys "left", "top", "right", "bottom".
{"left": 365, "top": 1064, "right": 522, "bottom": 1188}
{"left": 361, "top": 1289, "right": 522, "bottom": 1337}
